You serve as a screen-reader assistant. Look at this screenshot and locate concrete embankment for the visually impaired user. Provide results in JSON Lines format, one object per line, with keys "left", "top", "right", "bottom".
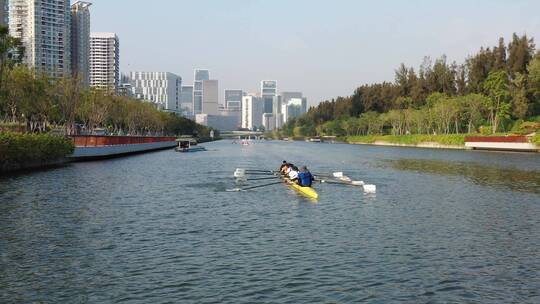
{"left": 347, "top": 135, "right": 539, "bottom": 152}
{"left": 349, "top": 140, "right": 466, "bottom": 150}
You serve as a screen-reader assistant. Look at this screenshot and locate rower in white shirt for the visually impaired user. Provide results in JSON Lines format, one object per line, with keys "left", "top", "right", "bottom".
{"left": 288, "top": 165, "right": 299, "bottom": 182}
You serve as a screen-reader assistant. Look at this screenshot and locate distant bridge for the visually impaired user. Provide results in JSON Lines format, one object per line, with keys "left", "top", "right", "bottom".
{"left": 220, "top": 131, "right": 265, "bottom": 139}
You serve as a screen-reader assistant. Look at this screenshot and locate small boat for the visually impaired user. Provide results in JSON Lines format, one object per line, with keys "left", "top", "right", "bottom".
{"left": 175, "top": 138, "right": 206, "bottom": 152}
{"left": 309, "top": 137, "right": 322, "bottom": 143}
{"left": 281, "top": 176, "right": 319, "bottom": 199}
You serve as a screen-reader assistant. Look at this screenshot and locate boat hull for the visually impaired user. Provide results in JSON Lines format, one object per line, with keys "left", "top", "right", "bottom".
{"left": 281, "top": 177, "right": 319, "bottom": 199}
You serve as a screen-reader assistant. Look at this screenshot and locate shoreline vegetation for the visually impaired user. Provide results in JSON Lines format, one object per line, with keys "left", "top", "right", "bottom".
{"left": 346, "top": 134, "right": 468, "bottom": 147}
{"left": 274, "top": 34, "right": 540, "bottom": 145}
{"left": 0, "top": 132, "right": 74, "bottom": 173}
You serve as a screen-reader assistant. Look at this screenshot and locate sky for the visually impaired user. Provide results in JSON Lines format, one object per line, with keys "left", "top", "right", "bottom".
{"left": 88, "top": 0, "right": 540, "bottom": 106}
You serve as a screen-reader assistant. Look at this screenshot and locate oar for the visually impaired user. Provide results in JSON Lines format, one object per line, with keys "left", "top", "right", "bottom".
{"left": 226, "top": 181, "right": 283, "bottom": 192}
{"left": 317, "top": 179, "right": 364, "bottom": 186}
{"left": 239, "top": 176, "right": 279, "bottom": 181}
{"left": 316, "top": 178, "right": 376, "bottom": 193}
{"left": 313, "top": 172, "right": 345, "bottom": 178}
{"left": 244, "top": 169, "right": 274, "bottom": 173}
{"left": 234, "top": 168, "right": 276, "bottom": 178}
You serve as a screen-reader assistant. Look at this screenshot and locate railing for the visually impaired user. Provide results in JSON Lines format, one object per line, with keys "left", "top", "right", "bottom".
{"left": 70, "top": 135, "right": 176, "bottom": 147}
{"left": 464, "top": 136, "right": 529, "bottom": 143}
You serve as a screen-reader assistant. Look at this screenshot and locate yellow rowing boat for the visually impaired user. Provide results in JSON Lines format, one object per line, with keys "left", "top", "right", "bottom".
{"left": 281, "top": 176, "right": 319, "bottom": 199}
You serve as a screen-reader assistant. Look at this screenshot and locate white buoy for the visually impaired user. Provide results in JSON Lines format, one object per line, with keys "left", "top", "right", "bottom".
{"left": 363, "top": 184, "right": 376, "bottom": 193}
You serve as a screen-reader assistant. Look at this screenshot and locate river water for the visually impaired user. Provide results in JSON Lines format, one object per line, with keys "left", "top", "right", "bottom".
{"left": 1, "top": 140, "right": 539, "bottom": 303}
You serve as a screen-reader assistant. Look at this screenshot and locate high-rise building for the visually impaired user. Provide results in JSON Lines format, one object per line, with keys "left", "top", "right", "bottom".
{"left": 276, "top": 92, "right": 304, "bottom": 128}
{"left": 1, "top": 0, "right": 8, "bottom": 26}
{"left": 129, "top": 72, "right": 182, "bottom": 113}
{"left": 261, "top": 80, "right": 277, "bottom": 114}
{"left": 242, "top": 95, "right": 263, "bottom": 130}
{"left": 262, "top": 113, "right": 275, "bottom": 131}
{"left": 224, "top": 90, "right": 243, "bottom": 109}
{"left": 9, "top": 0, "right": 71, "bottom": 78}
{"left": 202, "top": 79, "right": 219, "bottom": 115}
{"left": 193, "top": 69, "right": 209, "bottom": 114}
{"left": 71, "top": 1, "right": 91, "bottom": 86}
{"left": 180, "top": 85, "right": 194, "bottom": 116}
{"left": 281, "top": 97, "right": 307, "bottom": 123}
{"left": 89, "top": 32, "right": 119, "bottom": 92}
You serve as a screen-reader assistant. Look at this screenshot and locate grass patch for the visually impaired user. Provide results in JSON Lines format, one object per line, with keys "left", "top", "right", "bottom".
{"left": 0, "top": 132, "right": 74, "bottom": 164}
{"left": 346, "top": 134, "right": 468, "bottom": 146}
{"left": 532, "top": 133, "right": 540, "bottom": 144}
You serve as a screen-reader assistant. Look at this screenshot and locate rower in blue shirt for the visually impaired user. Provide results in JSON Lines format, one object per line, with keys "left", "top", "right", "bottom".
{"left": 297, "top": 166, "right": 315, "bottom": 187}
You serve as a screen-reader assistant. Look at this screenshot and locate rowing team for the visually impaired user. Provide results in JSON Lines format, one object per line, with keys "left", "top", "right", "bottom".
{"left": 279, "top": 161, "right": 315, "bottom": 188}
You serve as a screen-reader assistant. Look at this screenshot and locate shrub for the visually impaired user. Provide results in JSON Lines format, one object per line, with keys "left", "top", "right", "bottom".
{"left": 513, "top": 121, "right": 540, "bottom": 135}
{"left": 0, "top": 132, "right": 74, "bottom": 164}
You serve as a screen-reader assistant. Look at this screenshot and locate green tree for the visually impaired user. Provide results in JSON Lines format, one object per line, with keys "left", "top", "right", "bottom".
{"left": 483, "top": 70, "right": 511, "bottom": 133}
{"left": 527, "top": 53, "right": 540, "bottom": 115}
{"left": 510, "top": 72, "right": 529, "bottom": 119}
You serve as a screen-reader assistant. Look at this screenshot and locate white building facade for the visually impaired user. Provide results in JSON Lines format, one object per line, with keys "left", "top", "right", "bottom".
{"left": 281, "top": 97, "right": 307, "bottom": 123}
{"left": 89, "top": 32, "right": 119, "bottom": 92}
{"left": 242, "top": 95, "right": 263, "bottom": 130}
{"left": 9, "top": 0, "right": 71, "bottom": 77}
{"left": 129, "top": 72, "right": 182, "bottom": 113}
{"left": 71, "top": 1, "right": 91, "bottom": 86}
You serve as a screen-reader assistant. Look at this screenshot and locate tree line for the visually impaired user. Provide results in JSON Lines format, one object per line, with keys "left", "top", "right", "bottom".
{"left": 0, "top": 26, "right": 212, "bottom": 137}
{"left": 280, "top": 33, "right": 540, "bottom": 137}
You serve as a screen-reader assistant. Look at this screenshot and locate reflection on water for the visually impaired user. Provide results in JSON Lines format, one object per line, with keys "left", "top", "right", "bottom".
{"left": 385, "top": 159, "right": 540, "bottom": 194}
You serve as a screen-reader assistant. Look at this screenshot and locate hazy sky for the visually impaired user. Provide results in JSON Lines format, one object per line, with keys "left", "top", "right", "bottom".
{"left": 89, "top": 0, "right": 540, "bottom": 106}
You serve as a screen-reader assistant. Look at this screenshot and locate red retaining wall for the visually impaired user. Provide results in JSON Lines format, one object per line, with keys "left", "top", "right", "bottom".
{"left": 71, "top": 135, "right": 176, "bottom": 147}
{"left": 465, "top": 136, "right": 529, "bottom": 143}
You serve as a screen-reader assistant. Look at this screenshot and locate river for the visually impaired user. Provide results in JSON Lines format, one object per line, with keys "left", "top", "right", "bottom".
{"left": 1, "top": 140, "right": 539, "bottom": 303}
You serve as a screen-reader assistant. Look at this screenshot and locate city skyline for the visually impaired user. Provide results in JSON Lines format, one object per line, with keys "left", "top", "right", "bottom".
{"left": 87, "top": 0, "right": 540, "bottom": 107}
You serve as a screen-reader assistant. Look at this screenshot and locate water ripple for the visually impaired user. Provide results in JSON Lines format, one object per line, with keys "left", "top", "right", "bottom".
{"left": 0, "top": 141, "right": 539, "bottom": 303}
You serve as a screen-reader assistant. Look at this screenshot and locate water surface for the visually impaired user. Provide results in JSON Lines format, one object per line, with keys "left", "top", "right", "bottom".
{"left": 1, "top": 141, "right": 539, "bottom": 303}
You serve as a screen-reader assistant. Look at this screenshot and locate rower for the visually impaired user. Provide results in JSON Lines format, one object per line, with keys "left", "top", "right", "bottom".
{"left": 279, "top": 161, "right": 288, "bottom": 174}
{"left": 283, "top": 163, "right": 294, "bottom": 176}
{"left": 298, "top": 166, "right": 315, "bottom": 187}
{"left": 288, "top": 165, "right": 299, "bottom": 182}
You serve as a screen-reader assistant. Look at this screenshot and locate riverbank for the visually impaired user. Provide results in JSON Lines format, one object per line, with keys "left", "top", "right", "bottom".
{"left": 345, "top": 134, "right": 539, "bottom": 152}
{"left": 0, "top": 132, "right": 74, "bottom": 174}
{"left": 345, "top": 134, "right": 466, "bottom": 150}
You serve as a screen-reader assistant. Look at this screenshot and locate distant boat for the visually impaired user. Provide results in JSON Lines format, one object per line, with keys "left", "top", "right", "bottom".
{"left": 175, "top": 138, "right": 206, "bottom": 152}
{"left": 309, "top": 137, "right": 322, "bottom": 143}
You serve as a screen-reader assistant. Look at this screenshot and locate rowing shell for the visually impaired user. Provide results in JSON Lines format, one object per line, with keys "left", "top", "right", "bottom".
{"left": 281, "top": 176, "right": 319, "bottom": 199}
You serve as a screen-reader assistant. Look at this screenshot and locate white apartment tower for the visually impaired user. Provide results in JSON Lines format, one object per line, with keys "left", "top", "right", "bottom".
{"left": 9, "top": 0, "right": 71, "bottom": 77}
{"left": 129, "top": 72, "right": 182, "bottom": 113}
{"left": 71, "top": 1, "right": 91, "bottom": 86}
{"left": 89, "top": 32, "right": 119, "bottom": 92}
{"left": 242, "top": 95, "right": 263, "bottom": 130}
